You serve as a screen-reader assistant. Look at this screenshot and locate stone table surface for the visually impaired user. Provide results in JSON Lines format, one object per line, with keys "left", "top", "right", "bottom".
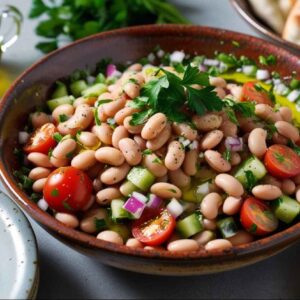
{"left": 2, "top": 0, "right": 300, "bottom": 299}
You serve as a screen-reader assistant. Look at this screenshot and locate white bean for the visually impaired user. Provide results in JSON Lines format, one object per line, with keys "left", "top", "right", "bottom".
{"left": 200, "top": 130, "right": 224, "bottom": 150}
{"left": 126, "top": 238, "right": 143, "bottom": 248}
{"left": 192, "top": 113, "right": 222, "bottom": 132}
{"left": 205, "top": 239, "right": 232, "bottom": 252}
{"left": 32, "top": 178, "right": 47, "bottom": 192}
{"left": 97, "top": 230, "right": 123, "bottom": 245}
{"left": 52, "top": 139, "right": 77, "bottom": 159}
{"left": 146, "top": 124, "right": 171, "bottom": 151}
{"left": 215, "top": 174, "right": 244, "bottom": 197}
{"left": 168, "top": 169, "right": 191, "bottom": 189}
{"left": 92, "top": 124, "right": 113, "bottom": 145}
{"left": 71, "top": 150, "right": 97, "bottom": 170}
{"left": 27, "top": 152, "right": 53, "bottom": 168}
{"left": 164, "top": 141, "right": 185, "bottom": 171}
{"left": 150, "top": 182, "right": 182, "bottom": 199}
{"left": 118, "top": 138, "right": 142, "bottom": 166}
{"left": 95, "top": 147, "right": 125, "bottom": 166}
{"left": 143, "top": 153, "right": 167, "bottom": 177}
{"left": 204, "top": 150, "right": 231, "bottom": 172}
{"left": 223, "top": 196, "right": 243, "bottom": 215}
{"left": 28, "top": 167, "right": 51, "bottom": 180}
{"left": 227, "top": 230, "right": 254, "bottom": 246}
{"left": 112, "top": 126, "right": 129, "bottom": 149}
{"left": 275, "top": 121, "right": 299, "bottom": 143}
{"left": 96, "top": 187, "right": 122, "bottom": 206}
{"left": 100, "top": 163, "right": 130, "bottom": 185}
{"left": 248, "top": 128, "right": 267, "bottom": 158}
{"left": 252, "top": 185, "right": 282, "bottom": 200}
{"left": 200, "top": 193, "right": 222, "bottom": 219}
{"left": 55, "top": 213, "right": 79, "bottom": 228}
{"left": 141, "top": 113, "right": 167, "bottom": 140}
{"left": 167, "top": 239, "right": 199, "bottom": 252}
{"left": 281, "top": 179, "right": 296, "bottom": 195}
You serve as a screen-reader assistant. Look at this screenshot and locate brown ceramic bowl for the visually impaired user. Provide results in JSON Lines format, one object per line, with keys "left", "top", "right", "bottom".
{"left": 1, "top": 25, "right": 300, "bottom": 275}
{"left": 231, "top": 0, "right": 300, "bottom": 53}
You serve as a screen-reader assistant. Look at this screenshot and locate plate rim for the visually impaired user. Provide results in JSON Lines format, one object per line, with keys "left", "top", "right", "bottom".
{"left": 0, "top": 190, "right": 39, "bottom": 299}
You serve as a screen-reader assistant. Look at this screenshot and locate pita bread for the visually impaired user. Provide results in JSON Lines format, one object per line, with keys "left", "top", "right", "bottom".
{"left": 282, "top": 0, "right": 300, "bottom": 45}
{"left": 278, "top": 0, "right": 296, "bottom": 18}
{"left": 249, "top": 0, "right": 285, "bottom": 33}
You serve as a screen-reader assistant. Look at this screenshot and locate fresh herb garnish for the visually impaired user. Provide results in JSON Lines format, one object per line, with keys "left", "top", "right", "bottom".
{"left": 249, "top": 223, "right": 257, "bottom": 234}
{"left": 94, "top": 218, "right": 106, "bottom": 231}
{"left": 29, "top": 0, "right": 190, "bottom": 53}
{"left": 287, "top": 140, "right": 300, "bottom": 155}
{"left": 224, "top": 98, "right": 256, "bottom": 125}
{"left": 223, "top": 149, "right": 231, "bottom": 162}
{"left": 264, "top": 123, "right": 278, "bottom": 139}
{"left": 13, "top": 170, "right": 33, "bottom": 190}
{"left": 244, "top": 170, "right": 256, "bottom": 191}
{"left": 51, "top": 188, "right": 59, "bottom": 197}
{"left": 130, "top": 64, "right": 224, "bottom": 125}
{"left": 259, "top": 54, "right": 276, "bottom": 66}
{"left": 94, "top": 108, "right": 101, "bottom": 126}
{"left": 58, "top": 114, "right": 68, "bottom": 123}
{"left": 143, "top": 149, "right": 153, "bottom": 155}
{"left": 152, "top": 157, "right": 162, "bottom": 164}
{"left": 53, "top": 132, "right": 63, "bottom": 143}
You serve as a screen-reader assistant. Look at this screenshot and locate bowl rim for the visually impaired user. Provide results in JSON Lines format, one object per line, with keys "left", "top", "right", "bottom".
{"left": 231, "top": 0, "right": 300, "bottom": 53}
{"left": 1, "top": 24, "right": 300, "bottom": 261}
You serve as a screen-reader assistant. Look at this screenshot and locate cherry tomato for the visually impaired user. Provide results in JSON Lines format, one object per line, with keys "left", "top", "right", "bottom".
{"left": 264, "top": 144, "right": 300, "bottom": 178}
{"left": 24, "top": 123, "right": 57, "bottom": 154}
{"left": 240, "top": 197, "right": 278, "bottom": 236}
{"left": 43, "top": 166, "right": 93, "bottom": 213}
{"left": 241, "top": 81, "right": 274, "bottom": 106}
{"left": 132, "top": 209, "right": 175, "bottom": 246}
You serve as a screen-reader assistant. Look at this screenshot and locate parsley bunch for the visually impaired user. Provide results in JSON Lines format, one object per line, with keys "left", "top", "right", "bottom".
{"left": 129, "top": 65, "right": 224, "bottom": 125}
{"left": 29, "top": 0, "right": 190, "bottom": 53}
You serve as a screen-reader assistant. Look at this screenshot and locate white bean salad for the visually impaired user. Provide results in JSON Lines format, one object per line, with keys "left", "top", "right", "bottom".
{"left": 15, "top": 48, "right": 300, "bottom": 253}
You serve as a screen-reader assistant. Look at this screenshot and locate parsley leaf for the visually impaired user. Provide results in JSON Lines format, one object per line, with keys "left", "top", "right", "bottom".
{"left": 259, "top": 54, "right": 276, "bottom": 66}
{"left": 287, "top": 140, "right": 300, "bottom": 155}
{"left": 181, "top": 64, "right": 209, "bottom": 86}
{"left": 223, "top": 149, "right": 231, "bottom": 162}
{"left": 244, "top": 170, "right": 256, "bottom": 191}
{"left": 130, "top": 109, "right": 154, "bottom": 126}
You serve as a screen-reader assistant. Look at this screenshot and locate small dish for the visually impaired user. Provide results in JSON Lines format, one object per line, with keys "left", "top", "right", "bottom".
{"left": 231, "top": 0, "right": 300, "bottom": 53}
{"left": 0, "top": 190, "right": 39, "bottom": 299}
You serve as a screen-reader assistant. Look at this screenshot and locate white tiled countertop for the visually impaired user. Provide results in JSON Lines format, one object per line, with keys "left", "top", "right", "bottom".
{"left": 2, "top": 0, "right": 300, "bottom": 298}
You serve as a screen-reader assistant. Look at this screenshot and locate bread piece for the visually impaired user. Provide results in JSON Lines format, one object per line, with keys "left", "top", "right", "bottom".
{"left": 282, "top": 0, "right": 300, "bottom": 45}
{"left": 249, "top": 0, "right": 285, "bottom": 33}
{"left": 278, "top": 0, "right": 296, "bottom": 19}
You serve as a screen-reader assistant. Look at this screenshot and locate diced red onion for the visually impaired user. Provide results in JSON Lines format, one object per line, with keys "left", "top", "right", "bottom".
{"left": 256, "top": 69, "right": 270, "bottom": 81}
{"left": 225, "top": 136, "right": 243, "bottom": 152}
{"left": 123, "top": 196, "right": 146, "bottom": 219}
{"left": 146, "top": 194, "right": 162, "bottom": 209}
{"left": 106, "top": 64, "right": 121, "bottom": 78}
{"left": 198, "top": 64, "right": 207, "bottom": 72}
{"left": 18, "top": 131, "right": 29, "bottom": 144}
{"left": 167, "top": 198, "right": 184, "bottom": 218}
{"left": 203, "top": 58, "right": 219, "bottom": 66}
{"left": 37, "top": 198, "right": 49, "bottom": 211}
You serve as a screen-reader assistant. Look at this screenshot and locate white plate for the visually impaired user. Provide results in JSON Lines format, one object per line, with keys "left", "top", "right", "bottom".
{"left": 0, "top": 190, "right": 39, "bottom": 299}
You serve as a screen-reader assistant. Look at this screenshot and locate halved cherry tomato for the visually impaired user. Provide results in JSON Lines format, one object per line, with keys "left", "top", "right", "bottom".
{"left": 43, "top": 166, "right": 93, "bottom": 213}
{"left": 132, "top": 209, "right": 175, "bottom": 246}
{"left": 241, "top": 81, "right": 274, "bottom": 106}
{"left": 264, "top": 144, "right": 300, "bottom": 178}
{"left": 24, "top": 123, "right": 57, "bottom": 154}
{"left": 240, "top": 197, "right": 278, "bottom": 236}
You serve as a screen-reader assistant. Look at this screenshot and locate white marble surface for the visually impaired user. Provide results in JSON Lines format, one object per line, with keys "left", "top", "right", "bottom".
{"left": 2, "top": 0, "right": 300, "bottom": 298}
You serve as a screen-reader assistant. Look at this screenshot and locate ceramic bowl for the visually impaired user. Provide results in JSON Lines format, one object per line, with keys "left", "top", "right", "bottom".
{"left": 231, "top": 0, "right": 300, "bottom": 53}
{"left": 1, "top": 25, "right": 300, "bottom": 275}
{"left": 0, "top": 190, "right": 39, "bottom": 298}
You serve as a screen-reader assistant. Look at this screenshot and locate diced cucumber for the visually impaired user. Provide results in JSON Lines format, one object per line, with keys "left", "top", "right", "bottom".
{"left": 108, "top": 223, "right": 130, "bottom": 242}
{"left": 119, "top": 180, "right": 140, "bottom": 196}
{"left": 217, "top": 217, "right": 238, "bottom": 238}
{"left": 70, "top": 80, "right": 88, "bottom": 97}
{"left": 182, "top": 181, "right": 211, "bottom": 203}
{"left": 127, "top": 167, "right": 155, "bottom": 192}
{"left": 81, "top": 83, "right": 107, "bottom": 97}
{"left": 235, "top": 156, "right": 267, "bottom": 187}
{"left": 51, "top": 81, "right": 68, "bottom": 99}
{"left": 271, "top": 195, "right": 300, "bottom": 224}
{"left": 95, "top": 73, "right": 106, "bottom": 84}
{"left": 47, "top": 95, "right": 75, "bottom": 111}
{"left": 111, "top": 199, "right": 131, "bottom": 221}
{"left": 176, "top": 213, "right": 203, "bottom": 238}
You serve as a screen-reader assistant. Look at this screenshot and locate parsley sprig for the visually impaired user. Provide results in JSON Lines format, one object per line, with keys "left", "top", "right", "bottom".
{"left": 129, "top": 65, "right": 224, "bottom": 125}
{"left": 29, "top": 0, "right": 190, "bottom": 53}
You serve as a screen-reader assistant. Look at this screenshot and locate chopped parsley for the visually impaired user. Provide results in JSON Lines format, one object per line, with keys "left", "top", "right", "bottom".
{"left": 264, "top": 123, "right": 278, "bottom": 139}
{"left": 13, "top": 170, "right": 33, "bottom": 190}
{"left": 244, "top": 170, "right": 256, "bottom": 191}
{"left": 53, "top": 132, "right": 63, "bottom": 143}
{"left": 58, "top": 114, "right": 68, "bottom": 123}
{"left": 143, "top": 149, "right": 153, "bottom": 155}
{"left": 287, "top": 140, "right": 300, "bottom": 155}
{"left": 51, "top": 188, "right": 59, "bottom": 197}
{"left": 259, "top": 54, "right": 276, "bottom": 66}
{"left": 152, "top": 157, "right": 162, "bottom": 164}
{"left": 223, "top": 149, "right": 231, "bottom": 162}
{"left": 94, "top": 218, "right": 107, "bottom": 231}
{"left": 232, "top": 40, "right": 240, "bottom": 47}
{"left": 249, "top": 223, "right": 257, "bottom": 234}
{"left": 94, "top": 108, "right": 101, "bottom": 126}
{"left": 62, "top": 200, "right": 73, "bottom": 211}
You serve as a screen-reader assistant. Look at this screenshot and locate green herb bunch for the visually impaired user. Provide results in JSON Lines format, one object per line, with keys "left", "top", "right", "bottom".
{"left": 29, "top": 0, "right": 190, "bottom": 53}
